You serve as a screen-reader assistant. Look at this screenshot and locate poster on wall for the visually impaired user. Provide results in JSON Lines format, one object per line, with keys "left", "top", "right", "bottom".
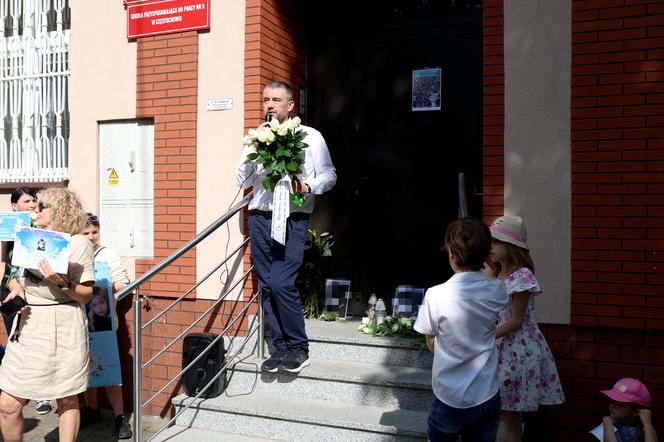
{"left": 87, "top": 262, "right": 123, "bottom": 388}
{"left": 412, "top": 68, "right": 442, "bottom": 111}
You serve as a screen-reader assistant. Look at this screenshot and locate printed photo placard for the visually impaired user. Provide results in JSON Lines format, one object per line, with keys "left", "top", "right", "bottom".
{"left": 392, "top": 285, "right": 425, "bottom": 318}
{"left": 12, "top": 227, "right": 70, "bottom": 273}
{"left": 0, "top": 212, "right": 30, "bottom": 241}
{"left": 87, "top": 261, "right": 122, "bottom": 387}
{"left": 324, "top": 279, "right": 351, "bottom": 320}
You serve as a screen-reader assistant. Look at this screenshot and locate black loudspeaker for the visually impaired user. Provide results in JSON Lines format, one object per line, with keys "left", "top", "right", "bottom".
{"left": 182, "top": 333, "right": 226, "bottom": 398}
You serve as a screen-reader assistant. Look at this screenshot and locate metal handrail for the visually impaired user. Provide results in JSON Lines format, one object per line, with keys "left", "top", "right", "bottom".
{"left": 122, "top": 192, "right": 263, "bottom": 442}
{"left": 144, "top": 291, "right": 260, "bottom": 442}
{"left": 143, "top": 280, "right": 256, "bottom": 407}
{"left": 115, "top": 193, "right": 253, "bottom": 301}
{"left": 142, "top": 238, "right": 250, "bottom": 329}
{"left": 141, "top": 266, "right": 253, "bottom": 370}
{"left": 458, "top": 172, "right": 468, "bottom": 218}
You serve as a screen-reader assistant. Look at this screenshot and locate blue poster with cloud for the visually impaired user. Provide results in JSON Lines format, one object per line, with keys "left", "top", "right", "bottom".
{"left": 12, "top": 227, "right": 70, "bottom": 273}
{"left": 0, "top": 212, "right": 30, "bottom": 241}
{"left": 87, "top": 261, "right": 122, "bottom": 387}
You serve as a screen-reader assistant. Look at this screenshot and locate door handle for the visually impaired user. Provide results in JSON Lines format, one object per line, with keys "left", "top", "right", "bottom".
{"left": 129, "top": 151, "right": 135, "bottom": 173}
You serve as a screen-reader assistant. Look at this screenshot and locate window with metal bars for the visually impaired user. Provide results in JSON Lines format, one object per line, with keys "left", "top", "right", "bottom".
{"left": 0, "top": 0, "right": 71, "bottom": 184}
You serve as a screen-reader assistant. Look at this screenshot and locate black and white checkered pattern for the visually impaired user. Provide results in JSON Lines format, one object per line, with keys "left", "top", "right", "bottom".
{"left": 391, "top": 285, "right": 425, "bottom": 317}
{"left": 324, "top": 279, "right": 351, "bottom": 319}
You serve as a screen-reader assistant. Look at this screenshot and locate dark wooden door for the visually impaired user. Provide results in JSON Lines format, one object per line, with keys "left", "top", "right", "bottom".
{"left": 306, "top": 1, "right": 484, "bottom": 300}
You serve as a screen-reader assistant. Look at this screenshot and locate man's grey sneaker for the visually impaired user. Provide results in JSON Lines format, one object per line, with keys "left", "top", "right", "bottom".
{"left": 261, "top": 348, "right": 287, "bottom": 373}
{"left": 114, "top": 414, "right": 133, "bottom": 439}
{"left": 35, "top": 400, "right": 53, "bottom": 415}
{"left": 280, "top": 349, "right": 310, "bottom": 373}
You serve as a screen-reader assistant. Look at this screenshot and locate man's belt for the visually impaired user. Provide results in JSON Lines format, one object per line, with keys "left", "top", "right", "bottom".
{"left": 250, "top": 210, "right": 310, "bottom": 221}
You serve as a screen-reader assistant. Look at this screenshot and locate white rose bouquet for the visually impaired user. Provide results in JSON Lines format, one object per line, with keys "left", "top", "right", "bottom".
{"left": 243, "top": 116, "right": 309, "bottom": 206}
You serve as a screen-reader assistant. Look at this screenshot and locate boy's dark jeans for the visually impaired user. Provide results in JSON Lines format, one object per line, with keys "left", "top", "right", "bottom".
{"left": 427, "top": 391, "right": 501, "bottom": 442}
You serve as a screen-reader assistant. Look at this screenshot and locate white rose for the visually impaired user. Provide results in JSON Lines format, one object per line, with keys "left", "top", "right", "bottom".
{"left": 248, "top": 129, "right": 257, "bottom": 137}
{"left": 257, "top": 129, "right": 270, "bottom": 143}
{"left": 269, "top": 118, "right": 280, "bottom": 130}
{"left": 292, "top": 116, "right": 301, "bottom": 128}
{"left": 277, "top": 125, "right": 288, "bottom": 136}
{"left": 361, "top": 317, "right": 370, "bottom": 326}
{"left": 266, "top": 131, "right": 276, "bottom": 143}
{"left": 243, "top": 135, "right": 253, "bottom": 145}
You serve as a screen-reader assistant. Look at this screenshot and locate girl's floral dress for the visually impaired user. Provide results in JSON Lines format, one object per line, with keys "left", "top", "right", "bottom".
{"left": 497, "top": 267, "right": 565, "bottom": 411}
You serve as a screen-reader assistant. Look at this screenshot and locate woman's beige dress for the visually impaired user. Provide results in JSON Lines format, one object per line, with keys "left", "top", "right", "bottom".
{"left": 0, "top": 234, "right": 95, "bottom": 400}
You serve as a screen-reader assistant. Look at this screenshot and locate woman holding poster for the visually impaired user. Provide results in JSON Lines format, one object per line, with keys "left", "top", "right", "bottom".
{"left": 0, "top": 188, "right": 94, "bottom": 442}
{"left": 79, "top": 213, "right": 132, "bottom": 439}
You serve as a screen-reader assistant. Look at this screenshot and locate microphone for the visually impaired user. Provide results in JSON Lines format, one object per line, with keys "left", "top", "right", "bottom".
{"left": 265, "top": 113, "right": 272, "bottom": 123}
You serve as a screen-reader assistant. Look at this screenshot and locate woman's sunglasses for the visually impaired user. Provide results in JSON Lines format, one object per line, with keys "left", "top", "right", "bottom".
{"left": 37, "top": 201, "right": 51, "bottom": 212}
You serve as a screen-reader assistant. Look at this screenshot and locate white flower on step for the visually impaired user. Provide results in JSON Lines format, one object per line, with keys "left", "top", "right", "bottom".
{"left": 361, "top": 317, "right": 370, "bottom": 326}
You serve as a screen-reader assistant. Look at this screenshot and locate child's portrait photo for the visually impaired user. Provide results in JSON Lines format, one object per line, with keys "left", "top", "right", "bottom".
{"left": 87, "top": 287, "right": 112, "bottom": 332}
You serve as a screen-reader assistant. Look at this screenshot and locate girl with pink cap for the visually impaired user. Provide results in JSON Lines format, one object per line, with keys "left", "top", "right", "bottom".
{"left": 486, "top": 215, "right": 566, "bottom": 441}
{"left": 590, "top": 377, "right": 657, "bottom": 442}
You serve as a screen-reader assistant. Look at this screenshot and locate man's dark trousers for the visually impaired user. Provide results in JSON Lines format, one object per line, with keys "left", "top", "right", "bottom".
{"left": 249, "top": 212, "right": 309, "bottom": 351}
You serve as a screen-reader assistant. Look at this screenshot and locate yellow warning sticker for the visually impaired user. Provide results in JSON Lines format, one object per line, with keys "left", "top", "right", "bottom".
{"left": 108, "top": 168, "right": 119, "bottom": 186}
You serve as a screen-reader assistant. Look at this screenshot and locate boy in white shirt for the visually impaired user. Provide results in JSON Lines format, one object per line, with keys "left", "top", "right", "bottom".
{"left": 415, "top": 217, "right": 508, "bottom": 441}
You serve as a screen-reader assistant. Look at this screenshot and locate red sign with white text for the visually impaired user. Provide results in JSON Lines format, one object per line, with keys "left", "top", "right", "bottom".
{"left": 127, "top": 0, "right": 210, "bottom": 39}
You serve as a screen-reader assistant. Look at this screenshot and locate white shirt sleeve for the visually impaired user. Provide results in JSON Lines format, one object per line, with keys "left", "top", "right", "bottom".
{"left": 302, "top": 130, "right": 336, "bottom": 195}
{"left": 235, "top": 146, "right": 260, "bottom": 189}
{"left": 96, "top": 247, "right": 130, "bottom": 285}
{"left": 589, "top": 422, "right": 617, "bottom": 441}
{"left": 414, "top": 290, "right": 437, "bottom": 336}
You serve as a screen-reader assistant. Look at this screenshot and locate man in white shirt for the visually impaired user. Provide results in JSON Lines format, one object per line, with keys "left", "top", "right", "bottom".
{"left": 236, "top": 81, "right": 336, "bottom": 374}
{"left": 415, "top": 217, "right": 508, "bottom": 441}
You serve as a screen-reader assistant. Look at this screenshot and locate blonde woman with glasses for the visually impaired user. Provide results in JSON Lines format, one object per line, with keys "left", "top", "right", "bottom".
{"left": 0, "top": 188, "right": 95, "bottom": 442}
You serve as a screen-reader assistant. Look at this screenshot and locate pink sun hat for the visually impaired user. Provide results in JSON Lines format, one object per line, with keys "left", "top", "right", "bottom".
{"left": 489, "top": 215, "right": 529, "bottom": 251}
{"left": 601, "top": 378, "right": 652, "bottom": 407}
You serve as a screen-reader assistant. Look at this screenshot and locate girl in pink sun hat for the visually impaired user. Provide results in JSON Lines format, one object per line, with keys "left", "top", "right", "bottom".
{"left": 486, "top": 215, "right": 566, "bottom": 442}
{"left": 590, "top": 378, "right": 657, "bottom": 442}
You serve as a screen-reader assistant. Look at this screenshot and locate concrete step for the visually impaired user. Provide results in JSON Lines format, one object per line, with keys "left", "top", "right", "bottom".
{"left": 151, "top": 425, "right": 283, "bottom": 442}
{"left": 226, "top": 354, "right": 432, "bottom": 411}
{"left": 242, "top": 317, "right": 432, "bottom": 369}
{"left": 304, "top": 318, "right": 433, "bottom": 369}
{"left": 173, "top": 390, "right": 428, "bottom": 442}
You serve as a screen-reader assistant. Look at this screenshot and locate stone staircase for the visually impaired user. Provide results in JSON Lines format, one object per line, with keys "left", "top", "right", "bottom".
{"left": 154, "top": 318, "right": 433, "bottom": 441}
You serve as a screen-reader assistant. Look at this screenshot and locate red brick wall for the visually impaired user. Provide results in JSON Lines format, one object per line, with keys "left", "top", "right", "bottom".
{"left": 536, "top": 325, "right": 664, "bottom": 440}
{"left": 244, "top": 0, "right": 305, "bottom": 129}
{"left": 125, "top": 31, "right": 202, "bottom": 416}
{"left": 242, "top": 0, "right": 306, "bottom": 298}
{"left": 481, "top": 1, "right": 664, "bottom": 439}
{"left": 135, "top": 32, "right": 199, "bottom": 299}
{"left": 482, "top": 0, "right": 505, "bottom": 223}
{"left": 571, "top": 0, "right": 664, "bottom": 328}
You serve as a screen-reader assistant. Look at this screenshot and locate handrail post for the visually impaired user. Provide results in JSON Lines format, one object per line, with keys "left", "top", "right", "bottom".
{"left": 133, "top": 290, "right": 143, "bottom": 442}
{"left": 257, "top": 289, "right": 264, "bottom": 359}
{"left": 458, "top": 172, "right": 468, "bottom": 218}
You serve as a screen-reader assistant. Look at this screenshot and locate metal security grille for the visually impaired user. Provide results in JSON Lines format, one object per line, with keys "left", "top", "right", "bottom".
{"left": 0, "top": 0, "right": 70, "bottom": 184}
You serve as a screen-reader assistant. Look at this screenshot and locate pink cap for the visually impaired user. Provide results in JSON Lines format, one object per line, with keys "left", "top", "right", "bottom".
{"left": 601, "top": 378, "right": 651, "bottom": 407}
